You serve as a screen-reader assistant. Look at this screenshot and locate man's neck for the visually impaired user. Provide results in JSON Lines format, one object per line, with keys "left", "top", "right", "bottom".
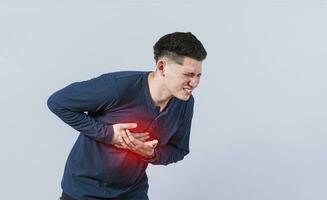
{"left": 147, "top": 71, "right": 172, "bottom": 110}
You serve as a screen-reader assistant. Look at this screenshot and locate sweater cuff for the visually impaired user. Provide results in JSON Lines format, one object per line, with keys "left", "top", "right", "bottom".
{"left": 105, "top": 125, "right": 115, "bottom": 144}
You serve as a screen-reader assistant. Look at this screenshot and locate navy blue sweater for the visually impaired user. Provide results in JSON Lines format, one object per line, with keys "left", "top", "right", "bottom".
{"left": 47, "top": 71, "right": 194, "bottom": 199}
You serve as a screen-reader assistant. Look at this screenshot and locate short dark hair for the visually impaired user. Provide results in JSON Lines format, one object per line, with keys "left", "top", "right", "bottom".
{"left": 153, "top": 32, "right": 207, "bottom": 65}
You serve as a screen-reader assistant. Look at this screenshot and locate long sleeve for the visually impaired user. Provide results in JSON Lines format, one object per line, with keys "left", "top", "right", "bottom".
{"left": 145, "top": 99, "right": 194, "bottom": 165}
{"left": 47, "top": 73, "right": 119, "bottom": 144}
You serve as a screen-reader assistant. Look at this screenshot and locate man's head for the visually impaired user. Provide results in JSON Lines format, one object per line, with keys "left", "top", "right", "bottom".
{"left": 153, "top": 32, "right": 207, "bottom": 101}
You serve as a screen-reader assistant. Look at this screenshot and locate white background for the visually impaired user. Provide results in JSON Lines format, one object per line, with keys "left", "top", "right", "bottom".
{"left": 0, "top": 0, "right": 326, "bottom": 199}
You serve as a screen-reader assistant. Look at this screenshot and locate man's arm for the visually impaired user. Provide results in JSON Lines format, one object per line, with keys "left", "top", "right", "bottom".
{"left": 143, "top": 99, "right": 194, "bottom": 165}
{"left": 47, "top": 73, "right": 119, "bottom": 144}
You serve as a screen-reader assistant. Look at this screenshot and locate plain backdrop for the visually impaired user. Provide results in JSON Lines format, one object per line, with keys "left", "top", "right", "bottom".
{"left": 0, "top": 0, "right": 326, "bottom": 200}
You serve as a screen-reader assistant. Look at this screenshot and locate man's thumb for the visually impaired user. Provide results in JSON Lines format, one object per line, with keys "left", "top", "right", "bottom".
{"left": 149, "top": 140, "right": 158, "bottom": 148}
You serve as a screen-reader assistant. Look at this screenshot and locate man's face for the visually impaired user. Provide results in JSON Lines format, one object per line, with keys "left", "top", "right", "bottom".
{"left": 164, "top": 56, "right": 202, "bottom": 101}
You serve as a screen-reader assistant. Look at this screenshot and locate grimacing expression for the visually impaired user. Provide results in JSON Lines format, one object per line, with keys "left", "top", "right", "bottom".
{"left": 164, "top": 57, "right": 202, "bottom": 101}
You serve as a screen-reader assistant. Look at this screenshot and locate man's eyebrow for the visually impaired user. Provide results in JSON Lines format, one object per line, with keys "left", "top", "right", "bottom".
{"left": 184, "top": 72, "right": 202, "bottom": 75}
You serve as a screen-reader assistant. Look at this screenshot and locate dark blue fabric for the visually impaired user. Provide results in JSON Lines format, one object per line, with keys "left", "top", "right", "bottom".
{"left": 48, "top": 71, "right": 194, "bottom": 200}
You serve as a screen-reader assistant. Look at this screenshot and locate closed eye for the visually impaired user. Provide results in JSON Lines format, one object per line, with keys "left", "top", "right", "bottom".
{"left": 184, "top": 73, "right": 202, "bottom": 78}
{"left": 184, "top": 73, "right": 194, "bottom": 77}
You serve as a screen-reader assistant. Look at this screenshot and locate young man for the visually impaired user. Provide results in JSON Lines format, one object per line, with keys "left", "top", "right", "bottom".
{"left": 47, "top": 32, "right": 207, "bottom": 200}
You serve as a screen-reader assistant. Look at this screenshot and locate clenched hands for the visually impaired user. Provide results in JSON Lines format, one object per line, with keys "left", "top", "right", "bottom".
{"left": 111, "top": 123, "right": 158, "bottom": 158}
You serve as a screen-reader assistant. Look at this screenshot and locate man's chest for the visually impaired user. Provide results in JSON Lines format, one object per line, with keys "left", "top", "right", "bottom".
{"left": 92, "top": 104, "right": 184, "bottom": 145}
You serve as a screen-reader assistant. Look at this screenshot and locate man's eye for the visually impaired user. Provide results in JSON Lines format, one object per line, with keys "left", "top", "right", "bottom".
{"left": 185, "top": 74, "right": 193, "bottom": 77}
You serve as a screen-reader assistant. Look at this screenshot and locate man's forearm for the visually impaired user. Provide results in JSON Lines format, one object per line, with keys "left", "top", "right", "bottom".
{"left": 142, "top": 144, "right": 189, "bottom": 165}
{"left": 47, "top": 94, "right": 114, "bottom": 144}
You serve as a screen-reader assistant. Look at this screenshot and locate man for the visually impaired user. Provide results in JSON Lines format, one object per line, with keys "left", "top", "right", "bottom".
{"left": 47, "top": 32, "right": 207, "bottom": 200}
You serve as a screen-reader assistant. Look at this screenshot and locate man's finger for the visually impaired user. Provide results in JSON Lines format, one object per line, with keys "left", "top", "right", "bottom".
{"left": 114, "top": 144, "right": 128, "bottom": 149}
{"left": 151, "top": 140, "right": 158, "bottom": 148}
{"left": 119, "top": 123, "right": 138, "bottom": 129}
{"left": 137, "top": 135, "right": 150, "bottom": 142}
{"left": 122, "top": 130, "right": 137, "bottom": 149}
{"left": 126, "top": 129, "right": 138, "bottom": 147}
{"left": 128, "top": 129, "right": 146, "bottom": 145}
{"left": 145, "top": 140, "right": 158, "bottom": 148}
{"left": 133, "top": 132, "right": 149, "bottom": 138}
{"left": 133, "top": 132, "right": 150, "bottom": 141}
{"left": 118, "top": 135, "right": 128, "bottom": 148}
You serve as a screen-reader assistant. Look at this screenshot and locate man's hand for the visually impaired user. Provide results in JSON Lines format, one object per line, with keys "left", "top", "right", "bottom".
{"left": 111, "top": 123, "right": 149, "bottom": 145}
{"left": 114, "top": 129, "right": 158, "bottom": 158}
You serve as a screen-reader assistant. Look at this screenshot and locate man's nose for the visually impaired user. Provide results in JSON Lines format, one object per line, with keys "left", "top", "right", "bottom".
{"left": 188, "top": 77, "right": 200, "bottom": 88}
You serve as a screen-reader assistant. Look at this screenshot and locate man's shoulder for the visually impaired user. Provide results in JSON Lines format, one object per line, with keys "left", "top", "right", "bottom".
{"left": 104, "top": 71, "right": 148, "bottom": 80}
{"left": 100, "top": 70, "right": 148, "bottom": 88}
{"left": 101, "top": 70, "right": 149, "bottom": 99}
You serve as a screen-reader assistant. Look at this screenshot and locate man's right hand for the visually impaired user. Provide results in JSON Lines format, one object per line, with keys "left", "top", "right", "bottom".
{"left": 114, "top": 128, "right": 158, "bottom": 158}
{"left": 111, "top": 123, "right": 157, "bottom": 158}
{"left": 111, "top": 123, "right": 149, "bottom": 145}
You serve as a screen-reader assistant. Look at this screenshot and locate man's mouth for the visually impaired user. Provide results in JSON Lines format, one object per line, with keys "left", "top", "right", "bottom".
{"left": 183, "top": 88, "right": 193, "bottom": 95}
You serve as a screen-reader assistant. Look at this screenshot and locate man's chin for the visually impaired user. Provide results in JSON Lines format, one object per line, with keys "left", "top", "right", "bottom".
{"left": 175, "top": 94, "right": 191, "bottom": 101}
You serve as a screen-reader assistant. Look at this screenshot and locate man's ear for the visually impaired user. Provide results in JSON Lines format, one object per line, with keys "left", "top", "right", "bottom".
{"left": 156, "top": 58, "right": 167, "bottom": 77}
